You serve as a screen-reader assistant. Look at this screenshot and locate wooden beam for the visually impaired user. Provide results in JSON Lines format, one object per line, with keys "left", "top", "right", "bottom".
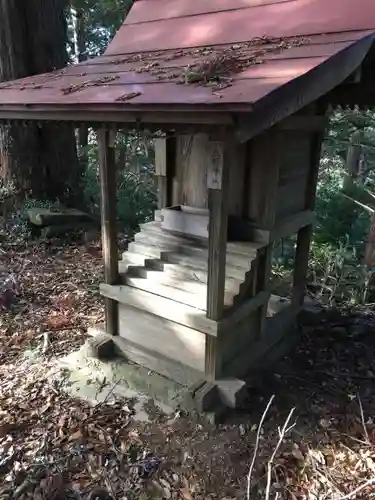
{"left": 97, "top": 128, "right": 119, "bottom": 336}
{"left": 248, "top": 128, "right": 282, "bottom": 336}
{"left": 227, "top": 215, "right": 270, "bottom": 244}
{"left": 0, "top": 108, "right": 235, "bottom": 125}
{"left": 100, "top": 283, "right": 219, "bottom": 337}
{"left": 205, "top": 138, "right": 230, "bottom": 379}
{"left": 219, "top": 291, "right": 270, "bottom": 333}
{"left": 325, "top": 82, "right": 375, "bottom": 107}
{"left": 247, "top": 128, "right": 282, "bottom": 229}
{"left": 254, "top": 247, "right": 273, "bottom": 337}
{"left": 272, "top": 210, "right": 315, "bottom": 241}
{"left": 227, "top": 141, "right": 247, "bottom": 216}
{"left": 277, "top": 115, "right": 328, "bottom": 132}
{"left": 228, "top": 210, "right": 315, "bottom": 244}
{"left": 292, "top": 118, "right": 325, "bottom": 308}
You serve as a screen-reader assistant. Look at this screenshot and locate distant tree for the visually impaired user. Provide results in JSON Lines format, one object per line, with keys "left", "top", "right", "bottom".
{"left": 65, "top": 0, "right": 134, "bottom": 169}
{"left": 0, "top": 0, "right": 81, "bottom": 203}
{"left": 68, "top": 0, "right": 134, "bottom": 57}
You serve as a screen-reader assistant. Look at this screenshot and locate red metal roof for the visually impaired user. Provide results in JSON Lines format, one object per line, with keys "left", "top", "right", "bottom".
{"left": 0, "top": 0, "right": 373, "bottom": 121}
{"left": 108, "top": 0, "right": 375, "bottom": 54}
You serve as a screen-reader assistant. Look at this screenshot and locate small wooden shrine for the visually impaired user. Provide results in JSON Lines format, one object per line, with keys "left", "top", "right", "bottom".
{"left": 0, "top": 0, "right": 374, "bottom": 412}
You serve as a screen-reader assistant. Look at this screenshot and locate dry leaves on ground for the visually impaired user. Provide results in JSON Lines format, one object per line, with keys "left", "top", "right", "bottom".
{"left": 2, "top": 230, "right": 375, "bottom": 499}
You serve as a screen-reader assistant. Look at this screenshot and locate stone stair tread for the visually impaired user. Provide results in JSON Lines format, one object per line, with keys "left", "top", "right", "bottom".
{"left": 120, "top": 251, "right": 149, "bottom": 267}
{"left": 123, "top": 275, "right": 235, "bottom": 309}
{"left": 120, "top": 257, "right": 242, "bottom": 287}
{"left": 140, "top": 221, "right": 265, "bottom": 255}
{"left": 139, "top": 221, "right": 201, "bottom": 245}
{"left": 128, "top": 241, "right": 254, "bottom": 270}
{"left": 122, "top": 266, "right": 241, "bottom": 297}
{"left": 123, "top": 246, "right": 248, "bottom": 282}
{"left": 134, "top": 232, "right": 206, "bottom": 254}
{"left": 123, "top": 276, "right": 207, "bottom": 310}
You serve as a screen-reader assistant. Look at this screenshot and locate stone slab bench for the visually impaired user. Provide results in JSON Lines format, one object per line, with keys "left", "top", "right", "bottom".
{"left": 27, "top": 207, "right": 100, "bottom": 238}
{"left": 27, "top": 207, "right": 98, "bottom": 227}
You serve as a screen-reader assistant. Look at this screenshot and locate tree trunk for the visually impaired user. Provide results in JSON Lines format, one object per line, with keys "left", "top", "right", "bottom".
{"left": 341, "top": 130, "right": 365, "bottom": 238}
{"left": 73, "top": 5, "right": 89, "bottom": 169}
{"left": 0, "top": 0, "right": 80, "bottom": 204}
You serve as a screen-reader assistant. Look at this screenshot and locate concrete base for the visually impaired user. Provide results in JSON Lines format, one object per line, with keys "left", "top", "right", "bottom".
{"left": 85, "top": 327, "right": 250, "bottom": 422}
{"left": 51, "top": 340, "right": 185, "bottom": 422}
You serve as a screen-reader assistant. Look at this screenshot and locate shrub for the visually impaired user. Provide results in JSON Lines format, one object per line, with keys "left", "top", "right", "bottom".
{"left": 82, "top": 131, "right": 157, "bottom": 235}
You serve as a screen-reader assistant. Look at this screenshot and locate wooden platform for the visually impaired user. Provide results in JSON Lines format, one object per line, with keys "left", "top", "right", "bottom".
{"left": 99, "top": 219, "right": 294, "bottom": 385}
{"left": 95, "top": 121, "right": 322, "bottom": 401}
{"left": 101, "top": 283, "right": 292, "bottom": 385}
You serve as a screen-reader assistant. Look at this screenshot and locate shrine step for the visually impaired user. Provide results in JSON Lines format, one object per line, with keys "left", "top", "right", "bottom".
{"left": 121, "top": 251, "right": 249, "bottom": 283}
{"left": 126, "top": 242, "right": 252, "bottom": 281}
{"left": 138, "top": 221, "right": 264, "bottom": 256}
{"left": 119, "top": 261, "right": 242, "bottom": 297}
{"left": 121, "top": 274, "right": 236, "bottom": 309}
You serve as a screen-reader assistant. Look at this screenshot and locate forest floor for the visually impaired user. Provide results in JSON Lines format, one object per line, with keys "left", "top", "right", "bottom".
{"left": 2, "top": 224, "right": 375, "bottom": 500}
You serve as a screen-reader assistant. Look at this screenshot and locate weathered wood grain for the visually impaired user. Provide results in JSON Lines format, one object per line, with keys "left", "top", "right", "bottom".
{"left": 176, "top": 134, "right": 209, "bottom": 209}
{"left": 98, "top": 128, "right": 119, "bottom": 336}
{"left": 206, "top": 139, "right": 230, "bottom": 379}
{"left": 161, "top": 206, "right": 209, "bottom": 239}
{"left": 272, "top": 210, "right": 315, "bottom": 240}
{"left": 292, "top": 120, "right": 326, "bottom": 307}
{"left": 114, "top": 331, "right": 203, "bottom": 386}
{"left": 118, "top": 303, "right": 206, "bottom": 372}
{"left": 100, "top": 283, "right": 219, "bottom": 336}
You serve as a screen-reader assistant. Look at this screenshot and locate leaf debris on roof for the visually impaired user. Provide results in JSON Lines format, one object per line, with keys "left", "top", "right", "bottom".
{"left": 61, "top": 75, "right": 120, "bottom": 95}
{"left": 119, "top": 35, "right": 310, "bottom": 89}
{"left": 115, "top": 91, "right": 143, "bottom": 102}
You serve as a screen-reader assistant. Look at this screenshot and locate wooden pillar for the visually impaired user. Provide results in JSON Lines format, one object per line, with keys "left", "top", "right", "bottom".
{"left": 249, "top": 129, "right": 282, "bottom": 336}
{"left": 155, "top": 136, "right": 175, "bottom": 209}
{"left": 98, "top": 128, "right": 119, "bottom": 335}
{"left": 292, "top": 127, "right": 325, "bottom": 307}
{"left": 155, "top": 138, "right": 168, "bottom": 209}
{"left": 175, "top": 134, "right": 210, "bottom": 209}
{"left": 205, "top": 139, "right": 230, "bottom": 379}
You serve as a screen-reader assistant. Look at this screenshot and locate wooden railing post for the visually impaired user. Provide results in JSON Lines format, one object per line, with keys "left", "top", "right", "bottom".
{"left": 205, "top": 138, "right": 230, "bottom": 379}
{"left": 249, "top": 129, "right": 282, "bottom": 337}
{"left": 98, "top": 128, "right": 119, "bottom": 336}
{"left": 292, "top": 128, "right": 325, "bottom": 308}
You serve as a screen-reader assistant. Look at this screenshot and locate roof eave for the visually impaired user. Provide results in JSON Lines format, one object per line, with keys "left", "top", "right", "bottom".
{"left": 235, "top": 34, "right": 375, "bottom": 142}
{"left": 0, "top": 103, "right": 253, "bottom": 128}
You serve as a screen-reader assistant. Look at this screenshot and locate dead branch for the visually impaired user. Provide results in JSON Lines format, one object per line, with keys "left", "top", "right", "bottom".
{"left": 357, "top": 394, "right": 369, "bottom": 444}
{"left": 265, "top": 408, "right": 296, "bottom": 500}
{"left": 247, "top": 395, "right": 275, "bottom": 500}
{"left": 335, "top": 478, "right": 375, "bottom": 500}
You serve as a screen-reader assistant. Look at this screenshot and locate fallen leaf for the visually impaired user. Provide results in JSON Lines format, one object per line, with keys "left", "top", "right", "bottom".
{"left": 292, "top": 448, "right": 305, "bottom": 461}
{"left": 68, "top": 429, "right": 83, "bottom": 442}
